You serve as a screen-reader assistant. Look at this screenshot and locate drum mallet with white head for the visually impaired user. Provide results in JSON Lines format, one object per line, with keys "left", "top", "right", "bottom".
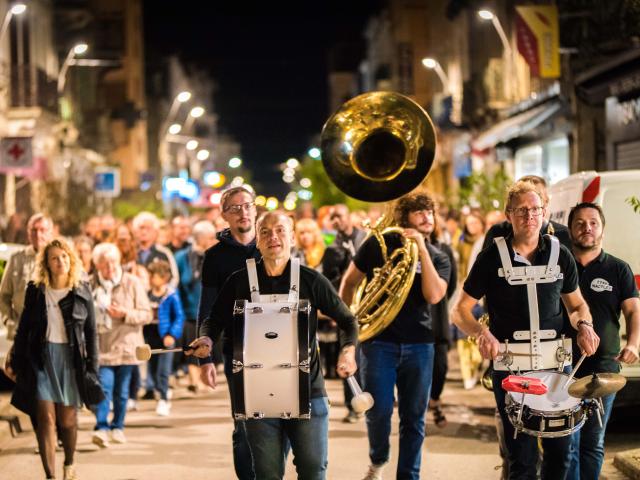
{"left": 136, "top": 344, "right": 195, "bottom": 362}
{"left": 346, "top": 375, "right": 374, "bottom": 413}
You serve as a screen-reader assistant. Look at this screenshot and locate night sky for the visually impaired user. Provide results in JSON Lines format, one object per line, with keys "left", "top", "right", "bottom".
{"left": 144, "top": 2, "right": 384, "bottom": 197}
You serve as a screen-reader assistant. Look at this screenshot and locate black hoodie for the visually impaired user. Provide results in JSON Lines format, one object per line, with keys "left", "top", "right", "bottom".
{"left": 197, "top": 228, "right": 260, "bottom": 363}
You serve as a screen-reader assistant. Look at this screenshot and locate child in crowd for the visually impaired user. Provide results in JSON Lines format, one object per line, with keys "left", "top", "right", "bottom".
{"left": 143, "top": 260, "right": 185, "bottom": 416}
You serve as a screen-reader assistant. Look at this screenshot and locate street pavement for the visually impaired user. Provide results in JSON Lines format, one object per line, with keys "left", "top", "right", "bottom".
{"left": 0, "top": 354, "right": 637, "bottom": 479}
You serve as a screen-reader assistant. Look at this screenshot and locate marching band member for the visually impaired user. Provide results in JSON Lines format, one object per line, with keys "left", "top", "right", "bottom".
{"left": 190, "top": 211, "right": 358, "bottom": 479}
{"left": 453, "top": 181, "right": 599, "bottom": 480}
{"left": 566, "top": 203, "right": 640, "bottom": 480}
{"left": 340, "top": 193, "right": 451, "bottom": 480}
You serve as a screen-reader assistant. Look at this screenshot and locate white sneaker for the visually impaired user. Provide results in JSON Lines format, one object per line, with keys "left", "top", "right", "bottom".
{"left": 156, "top": 399, "right": 171, "bottom": 417}
{"left": 362, "top": 463, "right": 386, "bottom": 480}
{"left": 126, "top": 399, "right": 138, "bottom": 411}
{"left": 110, "top": 428, "right": 127, "bottom": 444}
{"left": 463, "top": 378, "right": 478, "bottom": 390}
{"left": 91, "top": 430, "right": 110, "bottom": 448}
{"left": 166, "top": 388, "right": 173, "bottom": 400}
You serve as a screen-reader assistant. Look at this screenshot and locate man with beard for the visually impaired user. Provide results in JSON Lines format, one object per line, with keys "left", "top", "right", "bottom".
{"left": 566, "top": 202, "right": 639, "bottom": 480}
{"left": 340, "top": 193, "right": 451, "bottom": 480}
{"left": 198, "top": 186, "right": 260, "bottom": 480}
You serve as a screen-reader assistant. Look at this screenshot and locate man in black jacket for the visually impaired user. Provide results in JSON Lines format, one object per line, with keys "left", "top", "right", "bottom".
{"left": 198, "top": 186, "right": 260, "bottom": 480}
{"left": 190, "top": 211, "right": 358, "bottom": 479}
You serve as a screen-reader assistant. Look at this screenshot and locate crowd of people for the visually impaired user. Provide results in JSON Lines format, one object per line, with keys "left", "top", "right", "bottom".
{"left": 0, "top": 175, "right": 638, "bottom": 480}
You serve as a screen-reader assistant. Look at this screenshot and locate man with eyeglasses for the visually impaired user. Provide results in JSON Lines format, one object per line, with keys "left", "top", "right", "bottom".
{"left": 482, "top": 175, "right": 571, "bottom": 251}
{"left": 453, "top": 180, "right": 599, "bottom": 480}
{"left": 198, "top": 186, "right": 260, "bottom": 480}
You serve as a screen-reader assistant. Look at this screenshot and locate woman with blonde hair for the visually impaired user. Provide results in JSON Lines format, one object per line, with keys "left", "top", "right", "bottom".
{"left": 9, "top": 238, "right": 103, "bottom": 480}
{"left": 295, "top": 217, "right": 325, "bottom": 269}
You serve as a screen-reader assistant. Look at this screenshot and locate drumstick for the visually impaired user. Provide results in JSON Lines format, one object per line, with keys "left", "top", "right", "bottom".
{"left": 135, "top": 344, "right": 194, "bottom": 361}
{"left": 564, "top": 353, "right": 587, "bottom": 388}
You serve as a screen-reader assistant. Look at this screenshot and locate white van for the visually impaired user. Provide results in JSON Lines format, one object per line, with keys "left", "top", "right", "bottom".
{"left": 548, "top": 170, "right": 640, "bottom": 407}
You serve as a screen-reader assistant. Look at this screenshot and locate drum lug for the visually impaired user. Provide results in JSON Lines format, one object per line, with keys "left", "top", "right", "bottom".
{"left": 251, "top": 306, "right": 264, "bottom": 314}
{"left": 252, "top": 412, "right": 265, "bottom": 419}
{"left": 299, "top": 413, "right": 311, "bottom": 420}
{"left": 299, "top": 359, "right": 310, "bottom": 373}
{"left": 234, "top": 413, "right": 247, "bottom": 420}
{"left": 279, "top": 306, "right": 291, "bottom": 313}
{"left": 280, "top": 412, "right": 292, "bottom": 419}
{"left": 279, "top": 363, "right": 293, "bottom": 368}
{"left": 234, "top": 305, "right": 245, "bottom": 315}
{"left": 247, "top": 363, "right": 264, "bottom": 369}
{"left": 232, "top": 360, "right": 244, "bottom": 373}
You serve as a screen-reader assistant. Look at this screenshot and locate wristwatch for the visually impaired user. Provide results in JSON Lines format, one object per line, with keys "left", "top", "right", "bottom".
{"left": 577, "top": 319, "right": 594, "bottom": 329}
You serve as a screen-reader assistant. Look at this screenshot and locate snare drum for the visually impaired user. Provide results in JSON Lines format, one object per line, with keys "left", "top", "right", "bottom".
{"left": 505, "top": 370, "right": 586, "bottom": 438}
{"left": 231, "top": 299, "right": 311, "bottom": 420}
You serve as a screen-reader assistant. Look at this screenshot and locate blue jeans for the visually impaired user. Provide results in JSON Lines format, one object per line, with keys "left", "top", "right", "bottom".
{"left": 95, "top": 365, "right": 135, "bottom": 431}
{"left": 360, "top": 341, "right": 434, "bottom": 480}
{"left": 245, "top": 397, "right": 329, "bottom": 480}
{"left": 146, "top": 351, "right": 174, "bottom": 400}
{"left": 493, "top": 370, "right": 572, "bottom": 480}
{"left": 568, "top": 393, "right": 616, "bottom": 480}
{"left": 224, "top": 354, "right": 255, "bottom": 480}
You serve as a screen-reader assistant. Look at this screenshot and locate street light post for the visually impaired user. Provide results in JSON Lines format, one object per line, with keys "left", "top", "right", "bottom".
{"left": 0, "top": 3, "right": 26, "bottom": 220}
{"left": 478, "top": 9, "right": 515, "bottom": 100}
{"left": 0, "top": 3, "right": 26, "bottom": 42}
{"left": 421, "top": 57, "right": 450, "bottom": 93}
{"left": 57, "top": 43, "right": 88, "bottom": 94}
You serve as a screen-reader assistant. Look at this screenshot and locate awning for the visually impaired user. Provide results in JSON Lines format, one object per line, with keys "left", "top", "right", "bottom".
{"left": 472, "top": 101, "right": 563, "bottom": 151}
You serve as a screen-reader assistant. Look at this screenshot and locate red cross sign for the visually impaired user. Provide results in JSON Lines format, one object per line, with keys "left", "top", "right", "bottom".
{"left": 1, "top": 137, "right": 33, "bottom": 170}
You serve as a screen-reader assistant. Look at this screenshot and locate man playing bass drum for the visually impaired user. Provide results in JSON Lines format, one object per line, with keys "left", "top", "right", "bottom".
{"left": 340, "top": 193, "right": 451, "bottom": 480}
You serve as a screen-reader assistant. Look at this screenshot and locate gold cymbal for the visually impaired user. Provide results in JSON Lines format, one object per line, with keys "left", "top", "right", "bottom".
{"left": 568, "top": 373, "right": 627, "bottom": 399}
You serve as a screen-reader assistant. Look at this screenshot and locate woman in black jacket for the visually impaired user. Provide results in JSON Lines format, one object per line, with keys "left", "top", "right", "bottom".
{"left": 9, "top": 238, "right": 102, "bottom": 480}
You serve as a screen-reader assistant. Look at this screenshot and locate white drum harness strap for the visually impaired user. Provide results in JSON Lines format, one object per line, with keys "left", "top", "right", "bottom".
{"left": 247, "top": 257, "right": 300, "bottom": 303}
{"left": 494, "top": 235, "right": 572, "bottom": 371}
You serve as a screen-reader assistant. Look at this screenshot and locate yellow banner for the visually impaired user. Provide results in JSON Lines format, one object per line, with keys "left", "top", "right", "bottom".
{"left": 515, "top": 5, "right": 560, "bottom": 78}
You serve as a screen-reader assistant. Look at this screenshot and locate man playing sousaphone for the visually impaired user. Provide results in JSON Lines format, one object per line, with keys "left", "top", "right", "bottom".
{"left": 340, "top": 193, "right": 451, "bottom": 480}
{"left": 453, "top": 180, "right": 600, "bottom": 480}
{"left": 188, "top": 211, "right": 358, "bottom": 479}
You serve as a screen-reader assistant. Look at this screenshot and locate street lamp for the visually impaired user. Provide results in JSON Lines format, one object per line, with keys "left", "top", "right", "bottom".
{"left": 478, "top": 9, "right": 512, "bottom": 55}
{"left": 184, "top": 105, "right": 205, "bottom": 131}
{"left": 0, "top": 3, "right": 26, "bottom": 42}
{"left": 421, "top": 57, "right": 450, "bottom": 92}
{"left": 58, "top": 43, "right": 89, "bottom": 93}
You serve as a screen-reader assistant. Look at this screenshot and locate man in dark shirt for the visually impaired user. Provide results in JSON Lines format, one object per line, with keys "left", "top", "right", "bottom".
{"left": 482, "top": 175, "right": 571, "bottom": 251}
{"left": 190, "top": 211, "right": 358, "bottom": 479}
{"left": 340, "top": 193, "right": 451, "bottom": 480}
{"left": 453, "top": 181, "right": 599, "bottom": 480}
{"left": 321, "top": 203, "right": 366, "bottom": 422}
{"left": 566, "top": 202, "right": 640, "bottom": 480}
{"left": 198, "top": 186, "right": 260, "bottom": 480}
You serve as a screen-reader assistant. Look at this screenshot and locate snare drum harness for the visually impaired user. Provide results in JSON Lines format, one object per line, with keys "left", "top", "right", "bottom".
{"left": 495, "top": 235, "right": 565, "bottom": 371}
{"left": 247, "top": 257, "right": 300, "bottom": 303}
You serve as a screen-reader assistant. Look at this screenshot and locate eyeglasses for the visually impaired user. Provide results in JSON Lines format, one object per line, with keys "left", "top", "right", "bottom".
{"left": 509, "top": 206, "right": 544, "bottom": 217}
{"left": 224, "top": 201, "right": 255, "bottom": 214}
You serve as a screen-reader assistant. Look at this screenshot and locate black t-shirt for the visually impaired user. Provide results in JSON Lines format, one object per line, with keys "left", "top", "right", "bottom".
{"left": 570, "top": 250, "right": 639, "bottom": 374}
{"left": 464, "top": 235, "right": 578, "bottom": 342}
{"left": 353, "top": 233, "right": 451, "bottom": 344}
{"left": 200, "top": 259, "right": 358, "bottom": 399}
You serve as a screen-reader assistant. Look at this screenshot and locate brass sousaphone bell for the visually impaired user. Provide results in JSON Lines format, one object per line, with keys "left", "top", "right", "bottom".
{"left": 321, "top": 92, "right": 437, "bottom": 341}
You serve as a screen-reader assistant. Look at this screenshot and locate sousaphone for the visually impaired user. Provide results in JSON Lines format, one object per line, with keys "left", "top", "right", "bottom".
{"left": 321, "top": 91, "right": 437, "bottom": 341}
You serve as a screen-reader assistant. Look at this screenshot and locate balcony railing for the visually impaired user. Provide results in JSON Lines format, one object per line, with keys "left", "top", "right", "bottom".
{"left": 10, "top": 65, "right": 58, "bottom": 112}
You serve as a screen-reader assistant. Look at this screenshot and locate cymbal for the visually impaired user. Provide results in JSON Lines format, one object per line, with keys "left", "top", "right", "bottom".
{"left": 568, "top": 373, "right": 627, "bottom": 399}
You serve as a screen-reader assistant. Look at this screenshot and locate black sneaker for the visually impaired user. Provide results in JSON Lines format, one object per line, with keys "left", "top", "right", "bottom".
{"left": 141, "top": 390, "right": 155, "bottom": 400}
